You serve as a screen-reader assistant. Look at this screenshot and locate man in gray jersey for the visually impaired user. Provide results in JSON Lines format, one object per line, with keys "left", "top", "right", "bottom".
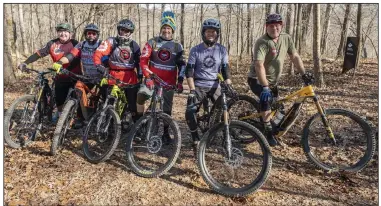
{"left": 185, "top": 18, "right": 232, "bottom": 156}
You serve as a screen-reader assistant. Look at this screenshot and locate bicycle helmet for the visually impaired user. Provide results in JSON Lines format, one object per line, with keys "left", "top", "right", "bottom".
{"left": 201, "top": 18, "right": 221, "bottom": 46}
{"left": 84, "top": 23, "right": 100, "bottom": 42}
{"left": 266, "top": 13, "right": 283, "bottom": 24}
{"left": 117, "top": 19, "right": 135, "bottom": 42}
{"left": 56, "top": 23, "right": 72, "bottom": 33}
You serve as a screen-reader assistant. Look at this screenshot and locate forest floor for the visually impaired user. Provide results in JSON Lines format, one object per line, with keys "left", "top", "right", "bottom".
{"left": 3, "top": 58, "right": 378, "bottom": 205}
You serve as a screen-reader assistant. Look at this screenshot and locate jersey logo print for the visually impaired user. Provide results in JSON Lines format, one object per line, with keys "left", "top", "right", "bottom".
{"left": 97, "top": 41, "right": 109, "bottom": 52}
{"left": 53, "top": 43, "right": 63, "bottom": 55}
{"left": 271, "top": 47, "right": 277, "bottom": 56}
{"left": 120, "top": 49, "right": 131, "bottom": 60}
{"left": 158, "top": 48, "right": 171, "bottom": 62}
{"left": 203, "top": 55, "right": 216, "bottom": 68}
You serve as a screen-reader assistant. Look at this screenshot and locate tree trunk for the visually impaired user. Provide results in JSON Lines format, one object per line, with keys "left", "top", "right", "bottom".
{"left": 313, "top": 4, "right": 323, "bottom": 87}
{"left": 18, "top": 4, "right": 28, "bottom": 56}
{"left": 161, "top": 4, "right": 165, "bottom": 15}
{"left": 137, "top": 5, "right": 141, "bottom": 45}
{"left": 4, "top": 5, "right": 17, "bottom": 85}
{"left": 295, "top": 4, "right": 303, "bottom": 54}
{"left": 216, "top": 4, "right": 222, "bottom": 45}
{"left": 30, "top": 4, "right": 34, "bottom": 54}
{"left": 300, "top": 4, "right": 312, "bottom": 55}
{"left": 240, "top": 5, "right": 245, "bottom": 59}
{"left": 152, "top": 4, "right": 156, "bottom": 36}
{"left": 276, "top": 4, "right": 281, "bottom": 13}
{"left": 146, "top": 4, "right": 149, "bottom": 42}
{"left": 321, "top": 4, "right": 332, "bottom": 56}
{"left": 200, "top": 4, "right": 204, "bottom": 25}
{"left": 285, "top": 4, "right": 294, "bottom": 35}
{"left": 355, "top": 4, "right": 362, "bottom": 70}
{"left": 227, "top": 4, "right": 233, "bottom": 55}
{"left": 180, "top": 4, "right": 185, "bottom": 47}
{"left": 188, "top": 5, "right": 197, "bottom": 48}
{"left": 337, "top": 4, "right": 352, "bottom": 58}
{"left": 266, "top": 4, "right": 272, "bottom": 16}
{"left": 70, "top": 5, "right": 76, "bottom": 37}
{"left": 246, "top": 4, "right": 251, "bottom": 54}
{"left": 11, "top": 4, "right": 21, "bottom": 67}
{"left": 236, "top": 5, "right": 240, "bottom": 70}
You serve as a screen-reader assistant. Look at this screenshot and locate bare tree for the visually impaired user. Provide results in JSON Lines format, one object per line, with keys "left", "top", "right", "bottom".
{"left": 336, "top": 4, "right": 352, "bottom": 58}
{"left": 137, "top": 4, "right": 141, "bottom": 45}
{"left": 146, "top": 4, "right": 149, "bottom": 41}
{"left": 246, "top": 4, "right": 252, "bottom": 53}
{"left": 152, "top": 4, "right": 156, "bottom": 36}
{"left": 313, "top": 4, "right": 323, "bottom": 87}
{"left": 321, "top": 4, "right": 332, "bottom": 56}
{"left": 4, "top": 5, "right": 17, "bottom": 85}
{"left": 161, "top": 4, "right": 165, "bottom": 14}
{"left": 276, "top": 4, "right": 281, "bottom": 13}
{"left": 11, "top": 4, "right": 21, "bottom": 66}
{"left": 236, "top": 5, "right": 240, "bottom": 67}
{"left": 355, "top": 4, "right": 362, "bottom": 71}
{"left": 227, "top": 4, "right": 233, "bottom": 54}
{"left": 287, "top": 4, "right": 295, "bottom": 75}
{"left": 300, "top": 4, "right": 312, "bottom": 54}
{"left": 295, "top": 4, "right": 303, "bottom": 54}
{"left": 188, "top": 5, "right": 197, "bottom": 48}
{"left": 180, "top": 4, "right": 185, "bottom": 47}
{"left": 18, "top": 4, "right": 28, "bottom": 55}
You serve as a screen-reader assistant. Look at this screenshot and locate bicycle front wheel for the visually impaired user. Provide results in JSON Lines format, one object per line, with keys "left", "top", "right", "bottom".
{"left": 83, "top": 105, "right": 121, "bottom": 163}
{"left": 50, "top": 99, "right": 76, "bottom": 156}
{"left": 197, "top": 121, "right": 272, "bottom": 197}
{"left": 126, "top": 113, "right": 181, "bottom": 178}
{"left": 4, "top": 95, "right": 38, "bottom": 148}
{"left": 302, "top": 108, "right": 376, "bottom": 172}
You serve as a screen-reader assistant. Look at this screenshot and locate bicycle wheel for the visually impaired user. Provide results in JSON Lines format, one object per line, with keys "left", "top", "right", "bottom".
{"left": 126, "top": 113, "right": 181, "bottom": 177}
{"left": 50, "top": 100, "right": 76, "bottom": 156}
{"left": 4, "top": 95, "right": 38, "bottom": 148}
{"left": 302, "top": 108, "right": 376, "bottom": 172}
{"left": 228, "top": 94, "right": 262, "bottom": 142}
{"left": 83, "top": 105, "right": 121, "bottom": 163}
{"left": 197, "top": 121, "right": 272, "bottom": 197}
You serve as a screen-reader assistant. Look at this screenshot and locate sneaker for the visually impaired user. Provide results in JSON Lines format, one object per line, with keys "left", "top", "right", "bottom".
{"left": 192, "top": 141, "right": 200, "bottom": 158}
{"left": 264, "top": 128, "right": 278, "bottom": 147}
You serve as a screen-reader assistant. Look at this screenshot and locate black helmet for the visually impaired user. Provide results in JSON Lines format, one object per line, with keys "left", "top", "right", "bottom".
{"left": 266, "top": 13, "right": 283, "bottom": 24}
{"left": 84, "top": 23, "right": 100, "bottom": 33}
{"left": 84, "top": 23, "right": 100, "bottom": 42}
{"left": 201, "top": 18, "right": 221, "bottom": 46}
{"left": 117, "top": 19, "right": 135, "bottom": 33}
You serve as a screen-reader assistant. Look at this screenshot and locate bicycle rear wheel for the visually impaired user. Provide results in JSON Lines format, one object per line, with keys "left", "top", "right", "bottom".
{"left": 4, "top": 95, "right": 38, "bottom": 148}
{"left": 83, "top": 105, "right": 121, "bottom": 163}
{"left": 197, "top": 121, "right": 272, "bottom": 197}
{"left": 302, "top": 108, "right": 376, "bottom": 172}
{"left": 126, "top": 113, "right": 181, "bottom": 177}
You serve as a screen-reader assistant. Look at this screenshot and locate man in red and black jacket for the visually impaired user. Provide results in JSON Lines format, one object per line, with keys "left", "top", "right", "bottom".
{"left": 18, "top": 23, "right": 81, "bottom": 121}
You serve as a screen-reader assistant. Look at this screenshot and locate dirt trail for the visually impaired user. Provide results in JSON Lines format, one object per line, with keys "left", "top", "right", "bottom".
{"left": 4, "top": 59, "right": 378, "bottom": 205}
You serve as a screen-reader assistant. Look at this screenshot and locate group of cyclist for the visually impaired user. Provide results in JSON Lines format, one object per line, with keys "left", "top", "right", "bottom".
{"left": 18, "top": 11, "right": 313, "bottom": 155}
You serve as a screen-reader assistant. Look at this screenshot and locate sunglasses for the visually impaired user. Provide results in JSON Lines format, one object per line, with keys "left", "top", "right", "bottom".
{"left": 86, "top": 31, "right": 97, "bottom": 36}
{"left": 119, "top": 28, "right": 132, "bottom": 33}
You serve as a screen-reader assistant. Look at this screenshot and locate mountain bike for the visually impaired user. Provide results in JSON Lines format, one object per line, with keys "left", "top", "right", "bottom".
{"left": 237, "top": 75, "right": 376, "bottom": 173}
{"left": 197, "top": 74, "right": 272, "bottom": 197}
{"left": 82, "top": 72, "right": 139, "bottom": 163}
{"left": 125, "top": 69, "right": 182, "bottom": 178}
{"left": 50, "top": 69, "right": 102, "bottom": 155}
{"left": 4, "top": 67, "right": 56, "bottom": 148}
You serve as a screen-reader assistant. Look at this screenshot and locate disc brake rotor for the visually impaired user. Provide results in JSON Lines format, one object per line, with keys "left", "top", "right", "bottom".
{"left": 147, "top": 135, "right": 162, "bottom": 154}
{"left": 224, "top": 147, "right": 244, "bottom": 168}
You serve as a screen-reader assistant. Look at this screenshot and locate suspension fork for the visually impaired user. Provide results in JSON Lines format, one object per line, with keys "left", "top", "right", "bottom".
{"left": 313, "top": 96, "right": 336, "bottom": 144}
{"left": 30, "top": 87, "right": 44, "bottom": 124}
{"left": 221, "top": 92, "right": 232, "bottom": 159}
{"left": 145, "top": 87, "right": 160, "bottom": 141}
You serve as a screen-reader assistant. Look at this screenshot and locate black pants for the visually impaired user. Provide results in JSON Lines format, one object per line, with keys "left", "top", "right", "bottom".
{"left": 185, "top": 87, "right": 221, "bottom": 141}
{"left": 55, "top": 81, "right": 75, "bottom": 107}
{"left": 247, "top": 77, "right": 279, "bottom": 112}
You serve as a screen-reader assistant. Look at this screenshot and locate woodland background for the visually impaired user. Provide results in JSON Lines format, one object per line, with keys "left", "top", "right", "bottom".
{"left": 3, "top": 3, "right": 379, "bottom": 86}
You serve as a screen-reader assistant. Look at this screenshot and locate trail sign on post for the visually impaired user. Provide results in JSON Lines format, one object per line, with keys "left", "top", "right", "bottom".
{"left": 342, "top": 37, "right": 359, "bottom": 74}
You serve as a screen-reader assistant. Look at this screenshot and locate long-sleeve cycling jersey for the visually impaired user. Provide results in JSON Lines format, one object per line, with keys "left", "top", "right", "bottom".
{"left": 24, "top": 38, "right": 81, "bottom": 82}
{"left": 93, "top": 37, "right": 140, "bottom": 85}
{"left": 66, "top": 39, "right": 102, "bottom": 77}
{"left": 140, "top": 36, "right": 186, "bottom": 86}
